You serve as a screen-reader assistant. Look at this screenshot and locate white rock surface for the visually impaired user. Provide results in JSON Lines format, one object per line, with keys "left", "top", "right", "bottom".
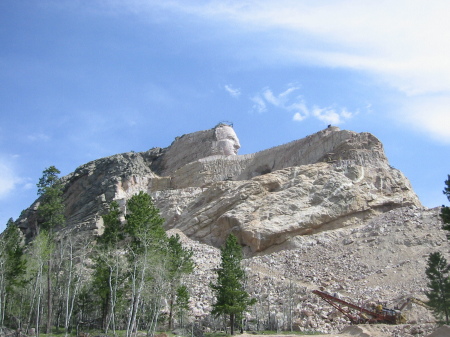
{"left": 18, "top": 125, "right": 421, "bottom": 252}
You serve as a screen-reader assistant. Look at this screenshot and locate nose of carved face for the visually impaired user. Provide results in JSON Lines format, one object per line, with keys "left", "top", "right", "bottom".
{"left": 233, "top": 140, "right": 241, "bottom": 151}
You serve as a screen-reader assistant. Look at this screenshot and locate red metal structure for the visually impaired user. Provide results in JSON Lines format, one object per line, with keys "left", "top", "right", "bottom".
{"left": 312, "top": 290, "right": 405, "bottom": 324}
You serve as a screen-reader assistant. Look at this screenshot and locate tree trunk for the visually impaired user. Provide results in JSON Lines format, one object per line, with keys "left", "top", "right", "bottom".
{"left": 230, "top": 314, "right": 234, "bottom": 335}
{"left": 46, "top": 260, "right": 52, "bottom": 333}
{"left": 168, "top": 295, "right": 174, "bottom": 330}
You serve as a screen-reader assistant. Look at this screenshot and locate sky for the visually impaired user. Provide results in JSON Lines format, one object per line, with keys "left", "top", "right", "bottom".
{"left": 1, "top": 0, "right": 450, "bottom": 232}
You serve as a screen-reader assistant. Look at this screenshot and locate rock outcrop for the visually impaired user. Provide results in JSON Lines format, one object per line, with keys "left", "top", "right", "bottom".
{"left": 17, "top": 124, "right": 421, "bottom": 253}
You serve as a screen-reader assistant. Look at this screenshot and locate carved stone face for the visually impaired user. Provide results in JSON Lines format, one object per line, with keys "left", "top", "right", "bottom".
{"left": 214, "top": 125, "right": 240, "bottom": 155}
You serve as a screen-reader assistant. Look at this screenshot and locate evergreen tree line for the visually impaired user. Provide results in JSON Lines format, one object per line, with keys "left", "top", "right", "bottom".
{"left": 425, "top": 175, "right": 450, "bottom": 324}
{"left": 0, "top": 166, "right": 255, "bottom": 336}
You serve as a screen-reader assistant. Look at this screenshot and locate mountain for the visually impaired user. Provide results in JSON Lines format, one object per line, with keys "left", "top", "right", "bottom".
{"left": 16, "top": 124, "right": 446, "bottom": 334}
{"left": 18, "top": 124, "right": 421, "bottom": 254}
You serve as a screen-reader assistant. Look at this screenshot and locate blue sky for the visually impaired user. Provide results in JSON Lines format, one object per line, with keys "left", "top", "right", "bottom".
{"left": 1, "top": 0, "right": 450, "bottom": 231}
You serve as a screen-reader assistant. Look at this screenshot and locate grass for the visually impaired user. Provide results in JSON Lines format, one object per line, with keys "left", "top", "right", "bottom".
{"left": 204, "top": 331, "right": 322, "bottom": 337}
{"left": 34, "top": 329, "right": 321, "bottom": 337}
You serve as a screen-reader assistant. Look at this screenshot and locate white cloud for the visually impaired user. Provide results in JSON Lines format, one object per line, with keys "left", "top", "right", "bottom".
{"left": 263, "top": 89, "right": 278, "bottom": 106}
{"left": 340, "top": 108, "right": 354, "bottom": 120}
{"left": 398, "top": 95, "right": 450, "bottom": 144}
{"left": 224, "top": 84, "right": 241, "bottom": 98}
{"left": 293, "top": 112, "right": 306, "bottom": 122}
{"left": 23, "top": 182, "right": 34, "bottom": 190}
{"left": 0, "top": 158, "right": 20, "bottom": 200}
{"left": 118, "top": 0, "right": 450, "bottom": 143}
{"left": 27, "top": 133, "right": 50, "bottom": 142}
{"left": 87, "top": 0, "right": 450, "bottom": 143}
{"left": 252, "top": 86, "right": 353, "bottom": 125}
{"left": 290, "top": 101, "right": 309, "bottom": 121}
{"left": 251, "top": 95, "right": 267, "bottom": 113}
{"left": 312, "top": 106, "right": 341, "bottom": 125}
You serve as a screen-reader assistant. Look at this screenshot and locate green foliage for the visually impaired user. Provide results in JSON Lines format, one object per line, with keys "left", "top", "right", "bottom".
{"left": 168, "top": 234, "right": 194, "bottom": 279}
{"left": 425, "top": 251, "right": 450, "bottom": 324}
{"left": 28, "top": 230, "right": 53, "bottom": 270}
{"left": 175, "top": 284, "right": 190, "bottom": 328}
{"left": 93, "top": 201, "right": 127, "bottom": 332}
{"left": 166, "top": 234, "right": 194, "bottom": 330}
{"left": 176, "top": 285, "right": 190, "bottom": 312}
{"left": 441, "top": 175, "right": 450, "bottom": 232}
{"left": 92, "top": 193, "right": 195, "bottom": 335}
{"left": 125, "top": 191, "right": 166, "bottom": 251}
{"left": 0, "top": 188, "right": 196, "bottom": 335}
{"left": 3, "top": 218, "right": 26, "bottom": 288}
{"left": 210, "top": 234, "right": 256, "bottom": 334}
{"left": 37, "top": 166, "right": 65, "bottom": 231}
{"left": 98, "top": 201, "right": 124, "bottom": 249}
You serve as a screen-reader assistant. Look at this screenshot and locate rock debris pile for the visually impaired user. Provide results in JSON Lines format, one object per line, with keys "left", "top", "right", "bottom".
{"left": 175, "top": 206, "right": 446, "bottom": 335}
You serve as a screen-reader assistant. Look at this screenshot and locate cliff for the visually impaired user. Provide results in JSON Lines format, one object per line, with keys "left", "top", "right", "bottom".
{"left": 17, "top": 124, "right": 422, "bottom": 254}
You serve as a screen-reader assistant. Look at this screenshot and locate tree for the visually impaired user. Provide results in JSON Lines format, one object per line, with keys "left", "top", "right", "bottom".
{"left": 210, "top": 234, "right": 255, "bottom": 335}
{"left": 124, "top": 192, "right": 167, "bottom": 337}
{"left": 441, "top": 175, "right": 450, "bottom": 234}
{"left": 0, "top": 218, "right": 26, "bottom": 326}
{"left": 36, "top": 166, "right": 65, "bottom": 333}
{"left": 93, "top": 201, "right": 126, "bottom": 334}
{"left": 125, "top": 191, "right": 165, "bottom": 251}
{"left": 167, "top": 234, "right": 194, "bottom": 330}
{"left": 58, "top": 236, "right": 91, "bottom": 337}
{"left": 27, "top": 230, "right": 53, "bottom": 337}
{"left": 175, "top": 285, "right": 190, "bottom": 328}
{"left": 425, "top": 252, "right": 450, "bottom": 324}
{"left": 37, "top": 166, "right": 65, "bottom": 233}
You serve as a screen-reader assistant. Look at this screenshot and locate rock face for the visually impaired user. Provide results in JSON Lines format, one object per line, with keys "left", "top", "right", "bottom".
{"left": 17, "top": 124, "right": 421, "bottom": 254}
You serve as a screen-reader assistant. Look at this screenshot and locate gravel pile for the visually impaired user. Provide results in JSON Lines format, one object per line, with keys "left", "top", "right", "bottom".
{"left": 169, "top": 206, "right": 447, "bottom": 335}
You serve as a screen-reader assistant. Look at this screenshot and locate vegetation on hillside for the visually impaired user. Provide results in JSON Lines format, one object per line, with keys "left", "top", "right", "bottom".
{"left": 0, "top": 167, "right": 198, "bottom": 337}
{"left": 210, "top": 234, "right": 256, "bottom": 335}
{"left": 425, "top": 175, "right": 450, "bottom": 324}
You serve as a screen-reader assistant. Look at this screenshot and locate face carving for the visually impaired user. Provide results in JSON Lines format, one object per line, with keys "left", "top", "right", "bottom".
{"left": 214, "top": 125, "right": 240, "bottom": 155}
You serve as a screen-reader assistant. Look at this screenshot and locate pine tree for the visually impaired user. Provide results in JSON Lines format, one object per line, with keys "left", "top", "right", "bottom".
{"left": 3, "top": 218, "right": 26, "bottom": 289}
{"left": 441, "top": 175, "right": 450, "bottom": 234}
{"left": 175, "top": 285, "right": 190, "bottom": 328}
{"left": 125, "top": 191, "right": 165, "bottom": 251}
{"left": 425, "top": 252, "right": 450, "bottom": 324}
{"left": 0, "top": 218, "right": 26, "bottom": 326}
{"left": 36, "top": 166, "right": 65, "bottom": 333}
{"left": 123, "top": 192, "right": 167, "bottom": 337}
{"left": 210, "top": 234, "right": 255, "bottom": 335}
{"left": 167, "top": 234, "right": 194, "bottom": 330}
{"left": 37, "top": 166, "right": 65, "bottom": 232}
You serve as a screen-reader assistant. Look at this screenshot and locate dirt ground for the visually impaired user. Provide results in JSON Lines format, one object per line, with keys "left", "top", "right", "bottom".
{"left": 237, "top": 324, "right": 450, "bottom": 337}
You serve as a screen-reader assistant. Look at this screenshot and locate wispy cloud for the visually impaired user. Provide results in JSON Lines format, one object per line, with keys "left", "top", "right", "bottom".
{"left": 251, "top": 95, "right": 267, "bottom": 113}
{"left": 398, "top": 95, "right": 450, "bottom": 144}
{"left": 27, "top": 133, "right": 50, "bottom": 142}
{"left": 0, "top": 157, "right": 20, "bottom": 200}
{"left": 109, "top": 0, "right": 450, "bottom": 143}
{"left": 312, "top": 106, "right": 353, "bottom": 125}
{"left": 224, "top": 84, "right": 241, "bottom": 98}
{"left": 252, "top": 86, "right": 354, "bottom": 125}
